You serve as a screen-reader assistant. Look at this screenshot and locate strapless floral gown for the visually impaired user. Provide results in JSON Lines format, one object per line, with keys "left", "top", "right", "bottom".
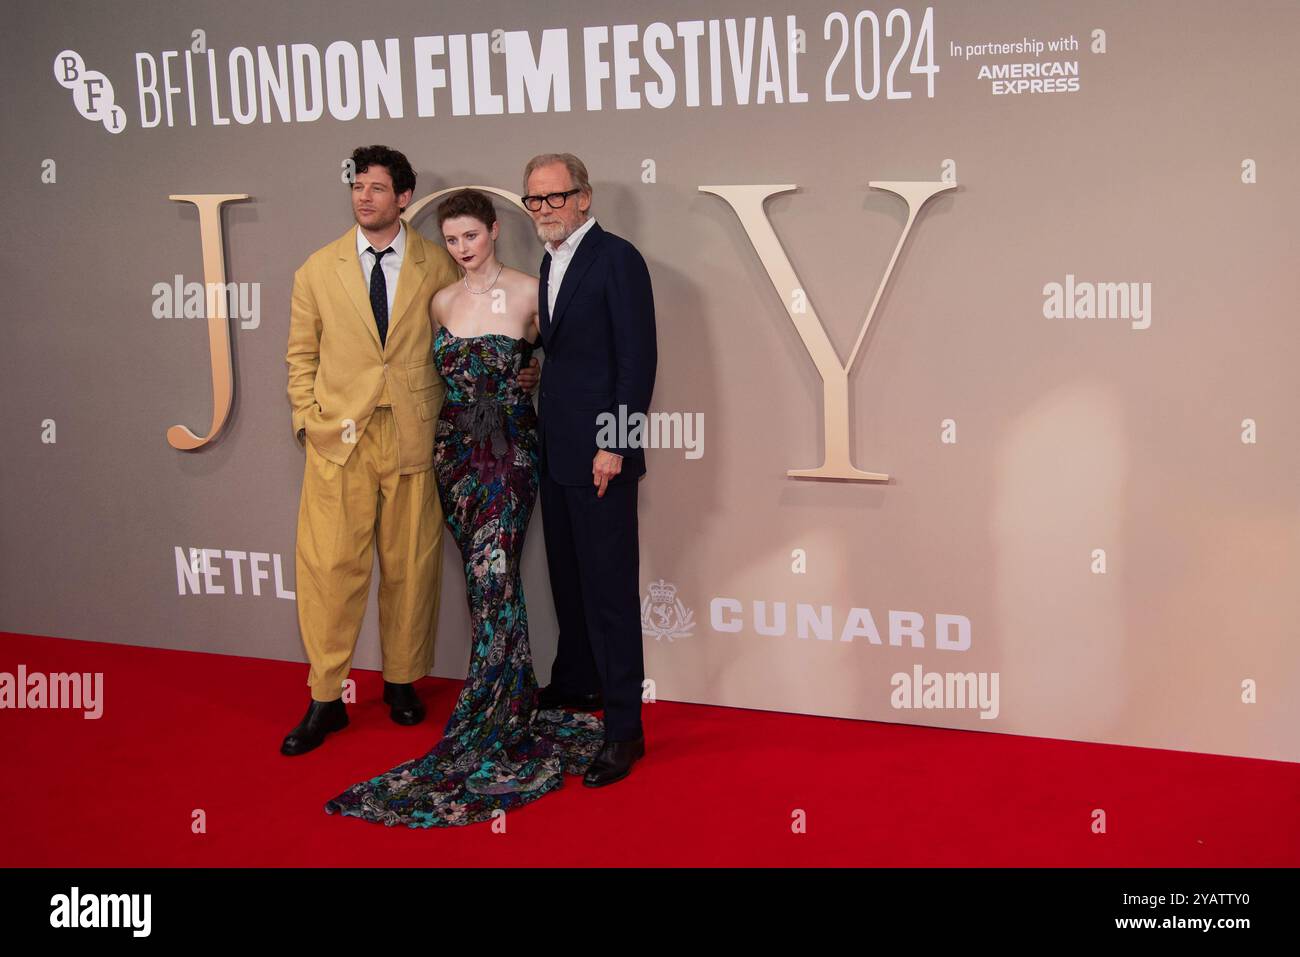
{"left": 324, "top": 328, "right": 605, "bottom": 827}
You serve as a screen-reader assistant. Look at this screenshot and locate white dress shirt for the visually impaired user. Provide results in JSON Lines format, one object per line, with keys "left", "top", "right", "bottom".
{"left": 545, "top": 216, "right": 597, "bottom": 317}
{"left": 356, "top": 221, "right": 406, "bottom": 319}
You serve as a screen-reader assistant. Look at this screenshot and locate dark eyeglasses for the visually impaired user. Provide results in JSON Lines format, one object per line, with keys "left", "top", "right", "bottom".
{"left": 521, "top": 188, "right": 582, "bottom": 212}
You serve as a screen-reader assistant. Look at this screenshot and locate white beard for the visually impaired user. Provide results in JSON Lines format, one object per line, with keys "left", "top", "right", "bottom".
{"left": 536, "top": 222, "right": 568, "bottom": 244}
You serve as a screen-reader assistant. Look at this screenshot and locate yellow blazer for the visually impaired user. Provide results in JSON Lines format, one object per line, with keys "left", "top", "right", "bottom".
{"left": 286, "top": 223, "right": 457, "bottom": 474}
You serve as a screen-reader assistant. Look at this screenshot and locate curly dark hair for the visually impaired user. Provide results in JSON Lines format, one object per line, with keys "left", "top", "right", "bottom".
{"left": 350, "top": 145, "right": 416, "bottom": 206}
{"left": 436, "top": 188, "right": 498, "bottom": 230}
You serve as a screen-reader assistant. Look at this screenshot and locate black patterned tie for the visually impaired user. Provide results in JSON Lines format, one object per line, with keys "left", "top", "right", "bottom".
{"left": 368, "top": 247, "right": 392, "bottom": 347}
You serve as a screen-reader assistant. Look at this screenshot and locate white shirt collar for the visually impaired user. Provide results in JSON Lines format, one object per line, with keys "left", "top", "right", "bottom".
{"left": 545, "top": 216, "right": 597, "bottom": 257}
{"left": 357, "top": 220, "right": 406, "bottom": 259}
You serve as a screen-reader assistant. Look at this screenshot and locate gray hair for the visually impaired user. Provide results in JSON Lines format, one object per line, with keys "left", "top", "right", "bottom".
{"left": 523, "top": 152, "right": 592, "bottom": 198}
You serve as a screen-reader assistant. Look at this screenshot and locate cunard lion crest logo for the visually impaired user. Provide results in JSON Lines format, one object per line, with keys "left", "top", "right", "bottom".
{"left": 641, "top": 579, "right": 695, "bottom": 641}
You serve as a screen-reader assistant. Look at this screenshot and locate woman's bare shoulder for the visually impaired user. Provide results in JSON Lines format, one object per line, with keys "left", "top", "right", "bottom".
{"left": 432, "top": 280, "right": 462, "bottom": 307}
{"left": 501, "top": 266, "right": 539, "bottom": 292}
{"left": 429, "top": 280, "right": 460, "bottom": 322}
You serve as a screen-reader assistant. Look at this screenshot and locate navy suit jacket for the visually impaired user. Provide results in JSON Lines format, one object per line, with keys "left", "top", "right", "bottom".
{"left": 537, "top": 222, "right": 657, "bottom": 487}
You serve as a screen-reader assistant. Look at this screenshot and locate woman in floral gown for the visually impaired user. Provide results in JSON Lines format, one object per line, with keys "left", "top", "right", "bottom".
{"left": 325, "top": 189, "right": 604, "bottom": 827}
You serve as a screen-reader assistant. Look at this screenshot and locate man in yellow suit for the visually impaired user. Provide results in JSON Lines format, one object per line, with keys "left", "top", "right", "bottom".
{"left": 282, "top": 145, "right": 536, "bottom": 755}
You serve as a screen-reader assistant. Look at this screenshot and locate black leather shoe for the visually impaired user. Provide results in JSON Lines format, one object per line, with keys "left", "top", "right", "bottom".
{"left": 582, "top": 734, "right": 645, "bottom": 788}
{"left": 280, "top": 699, "right": 348, "bottom": 756}
{"left": 382, "top": 681, "right": 426, "bottom": 726}
{"left": 537, "top": 684, "right": 604, "bottom": 711}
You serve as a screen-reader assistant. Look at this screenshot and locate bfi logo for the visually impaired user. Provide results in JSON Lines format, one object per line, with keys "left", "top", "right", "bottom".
{"left": 53, "top": 50, "right": 126, "bottom": 133}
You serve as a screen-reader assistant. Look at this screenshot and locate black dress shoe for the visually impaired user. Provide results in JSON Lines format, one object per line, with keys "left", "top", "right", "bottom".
{"left": 280, "top": 699, "right": 348, "bottom": 756}
{"left": 382, "top": 681, "right": 426, "bottom": 726}
{"left": 582, "top": 734, "right": 645, "bottom": 788}
{"left": 537, "top": 684, "right": 604, "bottom": 711}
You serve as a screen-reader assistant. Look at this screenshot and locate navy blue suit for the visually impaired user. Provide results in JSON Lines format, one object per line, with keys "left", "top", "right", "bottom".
{"left": 537, "top": 221, "right": 656, "bottom": 741}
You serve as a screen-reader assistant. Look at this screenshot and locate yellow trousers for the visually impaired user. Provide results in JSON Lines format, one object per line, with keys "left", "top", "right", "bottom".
{"left": 295, "top": 407, "right": 443, "bottom": 701}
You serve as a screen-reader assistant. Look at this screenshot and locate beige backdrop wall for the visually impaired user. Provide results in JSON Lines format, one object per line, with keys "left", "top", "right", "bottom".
{"left": 2, "top": 0, "right": 1296, "bottom": 762}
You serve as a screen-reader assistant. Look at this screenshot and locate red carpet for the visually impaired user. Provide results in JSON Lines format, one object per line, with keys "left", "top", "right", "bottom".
{"left": 1, "top": 631, "right": 1297, "bottom": 867}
